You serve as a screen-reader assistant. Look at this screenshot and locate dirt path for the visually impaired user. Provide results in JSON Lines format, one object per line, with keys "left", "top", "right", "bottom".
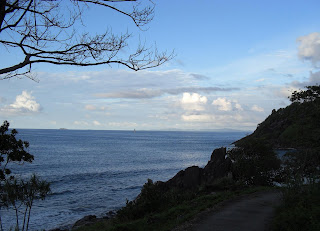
{"left": 174, "top": 190, "right": 282, "bottom": 231}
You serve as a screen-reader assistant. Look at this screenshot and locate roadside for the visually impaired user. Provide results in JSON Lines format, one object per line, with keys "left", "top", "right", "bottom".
{"left": 173, "top": 190, "right": 281, "bottom": 231}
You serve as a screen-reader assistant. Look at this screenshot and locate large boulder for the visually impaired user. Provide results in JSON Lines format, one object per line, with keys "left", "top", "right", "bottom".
{"left": 152, "top": 147, "right": 233, "bottom": 191}
{"left": 165, "top": 166, "right": 203, "bottom": 189}
{"left": 203, "top": 147, "right": 232, "bottom": 185}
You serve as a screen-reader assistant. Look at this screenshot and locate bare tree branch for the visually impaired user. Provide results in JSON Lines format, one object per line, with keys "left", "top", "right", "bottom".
{"left": 0, "top": 0, "right": 173, "bottom": 80}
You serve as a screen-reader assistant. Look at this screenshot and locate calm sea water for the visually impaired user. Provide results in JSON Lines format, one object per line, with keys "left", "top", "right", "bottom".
{"left": 1, "top": 129, "right": 247, "bottom": 230}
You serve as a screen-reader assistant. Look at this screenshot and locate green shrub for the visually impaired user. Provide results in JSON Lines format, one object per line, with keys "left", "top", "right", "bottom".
{"left": 229, "top": 139, "right": 281, "bottom": 186}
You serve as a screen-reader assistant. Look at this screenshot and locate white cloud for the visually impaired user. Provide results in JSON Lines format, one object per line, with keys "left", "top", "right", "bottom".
{"left": 10, "top": 91, "right": 40, "bottom": 112}
{"left": 181, "top": 93, "right": 207, "bottom": 111}
{"left": 297, "top": 32, "right": 320, "bottom": 67}
{"left": 0, "top": 91, "right": 41, "bottom": 116}
{"left": 251, "top": 105, "right": 264, "bottom": 112}
{"left": 212, "top": 98, "right": 232, "bottom": 111}
{"left": 93, "top": 120, "right": 101, "bottom": 126}
{"left": 85, "top": 104, "right": 107, "bottom": 111}
{"left": 234, "top": 103, "right": 243, "bottom": 111}
{"left": 212, "top": 98, "right": 244, "bottom": 112}
{"left": 181, "top": 92, "right": 207, "bottom": 104}
{"left": 85, "top": 105, "right": 97, "bottom": 110}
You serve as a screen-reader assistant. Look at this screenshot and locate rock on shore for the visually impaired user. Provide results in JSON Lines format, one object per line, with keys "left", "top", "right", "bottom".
{"left": 159, "top": 147, "right": 232, "bottom": 190}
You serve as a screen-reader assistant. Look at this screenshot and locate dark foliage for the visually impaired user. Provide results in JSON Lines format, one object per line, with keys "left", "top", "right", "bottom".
{"left": 281, "top": 148, "right": 320, "bottom": 185}
{"left": 0, "top": 121, "right": 50, "bottom": 231}
{"left": 0, "top": 120, "right": 34, "bottom": 182}
{"left": 228, "top": 139, "right": 281, "bottom": 186}
{"left": 117, "top": 179, "right": 195, "bottom": 221}
{"left": 289, "top": 85, "right": 320, "bottom": 103}
{"left": 273, "top": 183, "right": 320, "bottom": 231}
{"left": 235, "top": 93, "right": 320, "bottom": 149}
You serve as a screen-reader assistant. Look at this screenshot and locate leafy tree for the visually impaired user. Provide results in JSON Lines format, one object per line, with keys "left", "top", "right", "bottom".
{"left": 1, "top": 175, "right": 50, "bottom": 231}
{"left": 229, "top": 139, "right": 281, "bottom": 186}
{"left": 289, "top": 85, "right": 320, "bottom": 103}
{"left": 0, "top": 0, "right": 173, "bottom": 80}
{"left": 0, "top": 121, "right": 50, "bottom": 231}
{"left": 0, "top": 120, "right": 33, "bottom": 182}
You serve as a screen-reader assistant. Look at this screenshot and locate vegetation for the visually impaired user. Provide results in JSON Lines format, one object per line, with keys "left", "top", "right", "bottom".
{"left": 235, "top": 85, "right": 320, "bottom": 149}
{"left": 268, "top": 86, "right": 320, "bottom": 231}
{"left": 273, "top": 183, "right": 320, "bottom": 231}
{"left": 228, "top": 139, "right": 281, "bottom": 186}
{"left": 289, "top": 85, "right": 320, "bottom": 103}
{"left": 272, "top": 149, "right": 320, "bottom": 231}
{"left": 74, "top": 180, "right": 270, "bottom": 231}
{"left": 0, "top": 121, "right": 50, "bottom": 231}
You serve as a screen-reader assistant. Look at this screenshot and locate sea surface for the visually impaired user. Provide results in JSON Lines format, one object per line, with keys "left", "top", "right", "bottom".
{"left": 1, "top": 129, "right": 247, "bottom": 230}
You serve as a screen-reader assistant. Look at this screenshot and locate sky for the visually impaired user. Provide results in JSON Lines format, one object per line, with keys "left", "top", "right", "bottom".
{"left": 1, "top": 0, "right": 320, "bottom": 131}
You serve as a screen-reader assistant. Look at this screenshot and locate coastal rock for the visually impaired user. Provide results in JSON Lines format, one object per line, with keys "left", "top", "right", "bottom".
{"left": 166, "top": 166, "right": 203, "bottom": 189}
{"left": 161, "top": 147, "right": 232, "bottom": 190}
{"left": 104, "top": 210, "right": 116, "bottom": 219}
{"left": 72, "top": 215, "right": 99, "bottom": 229}
{"left": 203, "top": 147, "right": 232, "bottom": 185}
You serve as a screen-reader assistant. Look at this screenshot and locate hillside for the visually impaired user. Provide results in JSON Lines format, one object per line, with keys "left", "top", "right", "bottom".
{"left": 235, "top": 98, "right": 320, "bottom": 149}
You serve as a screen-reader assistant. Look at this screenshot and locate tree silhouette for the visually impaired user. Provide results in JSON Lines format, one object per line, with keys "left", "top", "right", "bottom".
{"left": 0, "top": 0, "right": 173, "bottom": 80}
{"left": 289, "top": 85, "right": 320, "bottom": 103}
{"left": 0, "top": 121, "right": 50, "bottom": 231}
{"left": 0, "top": 120, "right": 33, "bottom": 182}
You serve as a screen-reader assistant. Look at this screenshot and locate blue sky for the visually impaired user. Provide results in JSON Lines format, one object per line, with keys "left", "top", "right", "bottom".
{"left": 1, "top": 0, "right": 320, "bottom": 131}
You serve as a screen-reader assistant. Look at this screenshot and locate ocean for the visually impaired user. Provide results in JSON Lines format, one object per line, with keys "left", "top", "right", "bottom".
{"left": 1, "top": 129, "right": 247, "bottom": 230}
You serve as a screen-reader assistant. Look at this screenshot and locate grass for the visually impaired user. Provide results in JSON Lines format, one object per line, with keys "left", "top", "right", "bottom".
{"left": 74, "top": 186, "right": 271, "bottom": 231}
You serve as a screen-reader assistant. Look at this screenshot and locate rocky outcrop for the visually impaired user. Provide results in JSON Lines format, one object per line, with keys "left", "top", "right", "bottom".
{"left": 166, "top": 166, "right": 203, "bottom": 189}
{"left": 160, "top": 147, "right": 232, "bottom": 190}
{"left": 72, "top": 215, "right": 99, "bottom": 229}
{"left": 203, "top": 147, "right": 232, "bottom": 185}
{"left": 72, "top": 211, "right": 116, "bottom": 229}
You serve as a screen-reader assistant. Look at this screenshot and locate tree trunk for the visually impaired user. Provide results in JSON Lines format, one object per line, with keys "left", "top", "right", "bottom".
{"left": 0, "top": 0, "right": 6, "bottom": 30}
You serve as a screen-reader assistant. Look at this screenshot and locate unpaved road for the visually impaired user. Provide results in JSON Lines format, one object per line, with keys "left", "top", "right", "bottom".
{"left": 174, "top": 190, "right": 282, "bottom": 231}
